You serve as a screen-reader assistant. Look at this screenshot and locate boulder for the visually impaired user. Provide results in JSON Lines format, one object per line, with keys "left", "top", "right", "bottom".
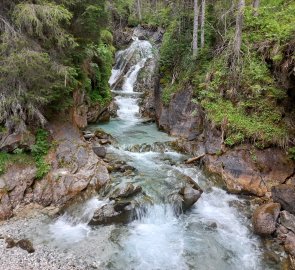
{"left": 5, "top": 237, "right": 35, "bottom": 253}
{"left": 272, "top": 184, "right": 295, "bottom": 215}
{"left": 253, "top": 203, "right": 281, "bottom": 235}
{"left": 203, "top": 146, "right": 294, "bottom": 197}
{"left": 179, "top": 185, "right": 202, "bottom": 210}
{"left": 93, "top": 146, "right": 107, "bottom": 158}
{"left": 17, "top": 239, "right": 35, "bottom": 253}
{"left": 110, "top": 183, "right": 142, "bottom": 200}
{"left": 0, "top": 131, "right": 35, "bottom": 153}
{"left": 280, "top": 211, "right": 295, "bottom": 234}
{"left": 89, "top": 201, "right": 136, "bottom": 225}
{"left": 83, "top": 133, "right": 95, "bottom": 140}
{"left": 5, "top": 237, "right": 16, "bottom": 248}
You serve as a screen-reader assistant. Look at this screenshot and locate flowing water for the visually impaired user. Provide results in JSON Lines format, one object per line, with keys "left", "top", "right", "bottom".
{"left": 29, "top": 37, "right": 282, "bottom": 269}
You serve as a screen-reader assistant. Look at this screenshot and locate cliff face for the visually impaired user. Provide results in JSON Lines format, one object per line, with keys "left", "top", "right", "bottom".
{"left": 0, "top": 120, "right": 109, "bottom": 220}
{"left": 154, "top": 84, "right": 294, "bottom": 197}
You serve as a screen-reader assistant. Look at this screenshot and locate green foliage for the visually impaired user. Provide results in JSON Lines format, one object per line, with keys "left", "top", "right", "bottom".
{"left": 225, "top": 133, "right": 245, "bottom": 147}
{"left": 83, "top": 42, "right": 113, "bottom": 105}
{"left": 0, "top": 152, "right": 34, "bottom": 176}
{"left": 202, "top": 99, "right": 288, "bottom": 147}
{"left": 0, "top": 0, "right": 114, "bottom": 132}
{"left": 13, "top": 2, "right": 74, "bottom": 46}
{"left": 289, "top": 147, "right": 295, "bottom": 160}
{"left": 245, "top": 1, "right": 295, "bottom": 43}
{"left": 31, "top": 129, "right": 51, "bottom": 179}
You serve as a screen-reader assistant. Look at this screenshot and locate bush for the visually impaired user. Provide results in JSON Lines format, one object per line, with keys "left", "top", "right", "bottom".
{"left": 31, "top": 129, "right": 51, "bottom": 179}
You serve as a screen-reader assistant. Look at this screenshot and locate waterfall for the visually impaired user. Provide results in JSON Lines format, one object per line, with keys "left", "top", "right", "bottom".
{"left": 109, "top": 38, "right": 153, "bottom": 122}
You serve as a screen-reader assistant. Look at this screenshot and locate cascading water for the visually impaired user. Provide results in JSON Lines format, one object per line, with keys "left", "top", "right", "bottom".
{"left": 109, "top": 38, "right": 153, "bottom": 123}
{"left": 21, "top": 35, "right": 281, "bottom": 270}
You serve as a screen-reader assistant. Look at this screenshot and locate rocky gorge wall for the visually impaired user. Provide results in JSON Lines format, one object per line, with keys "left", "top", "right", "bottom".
{"left": 0, "top": 120, "right": 110, "bottom": 220}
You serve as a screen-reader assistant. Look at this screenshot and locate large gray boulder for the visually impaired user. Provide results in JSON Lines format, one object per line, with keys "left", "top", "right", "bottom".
{"left": 89, "top": 201, "right": 136, "bottom": 225}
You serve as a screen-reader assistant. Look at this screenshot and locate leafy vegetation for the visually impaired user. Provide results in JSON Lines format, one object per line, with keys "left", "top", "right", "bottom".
{"left": 31, "top": 129, "right": 51, "bottom": 179}
{"left": 0, "top": 152, "right": 34, "bottom": 176}
{"left": 0, "top": 0, "right": 113, "bottom": 133}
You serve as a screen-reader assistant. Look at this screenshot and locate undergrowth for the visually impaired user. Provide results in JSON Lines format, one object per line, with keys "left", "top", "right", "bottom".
{"left": 31, "top": 129, "right": 51, "bottom": 179}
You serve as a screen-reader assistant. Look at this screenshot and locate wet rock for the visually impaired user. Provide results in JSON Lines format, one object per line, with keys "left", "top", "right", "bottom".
{"left": 0, "top": 131, "right": 35, "bottom": 153}
{"left": 5, "top": 237, "right": 35, "bottom": 253}
{"left": 179, "top": 185, "right": 202, "bottom": 210}
{"left": 17, "top": 239, "right": 35, "bottom": 253}
{"left": 94, "top": 129, "right": 111, "bottom": 140}
{"left": 207, "top": 222, "right": 218, "bottom": 230}
{"left": 89, "top": 202, "right": 135, "bottom": 225}
{"left": 272, "top": 184, "right": 295, "bottom": 215}
{"left": 93, "top": 146, "right": 107, "bottom": 158}
{"left": 113, "top": 201, "right": 131, "bottom": 212}
{"left": 99, "top": 139, "right": 111, "bottom": 145}
{"left": 110, "top": 183, "right": 142, "bottom": 199}
{"left": 253, "top": 203, "right": 281, "bottom": 235}
{"left": 280, "top": 211, "right": 295, "bottom": 233}
{"left": 84, "top": 133, "right": 95, "bottom": 140}
{"left": 108, "top": 162, "right": 136, "bottom": 173}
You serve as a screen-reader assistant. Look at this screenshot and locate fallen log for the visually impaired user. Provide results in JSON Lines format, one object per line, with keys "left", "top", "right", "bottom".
{"left": 185, "top": 153, "right": 205, "bottom": 164}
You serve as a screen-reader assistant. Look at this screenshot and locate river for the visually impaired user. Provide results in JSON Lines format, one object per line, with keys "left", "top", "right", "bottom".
{"left": 7, "top": 36, "right": 281, "bottom": 270}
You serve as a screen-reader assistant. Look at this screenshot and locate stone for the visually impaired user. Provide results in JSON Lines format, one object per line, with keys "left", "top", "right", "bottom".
{"left": 89, "top": 202, "right": 135, "bottom": 225}
{"left": 84, "top": 133, "right": 95, "bottom": 140}
{"left": 156, "top": 88, "right": 204, "bottom": 140}
{"left": 203, "top": 146, "right": 294, "bottom": 197}
{"left": 272, "top": 184, "right": 295, "bottom": 215}
{"left": 17, "top": 239, "right": 35, "bottom": 253}
{"left": 0, "top": 123, "right": 109, "bottom": 222}
{"left": 180, "top": 185, "right": 202, "bottom": 210}
{"left": 92, "top": 146, "right": 107, "bottom": 158}
{"left": 285, "top": 232, "right": 295, "bottom": 257}
{"left": 0, "top": 131, "right": 35, "bottom": 153}
{"left": 100, "top": 139, "right": 111, "bottom": 145}
{"left": 5, "top": 237, "right": 16, "bottom": 248}
{"left": 110, "top": 183, "right": 142, "bottom": 199}
{"left": 280, "top": 211, "right": 295, "bottom": 233}
{"left": 253, "top": 203, "right": 281, "bottom": 235}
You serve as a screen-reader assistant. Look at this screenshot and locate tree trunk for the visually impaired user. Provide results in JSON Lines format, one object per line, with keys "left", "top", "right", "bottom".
{"left": 253, "top": 0, "right": 260, "bottom": 16}
{"left": 234, "top": 0, "right": 245, "bottom": 60}
{"left": 137, "top": 0, "right": 142, "bottom": 21}
{"left": 200, "top": 0, "right": 206, "bottom": 48}
{"left": 193, "top": 0, "right": 200, "bottom": 57}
